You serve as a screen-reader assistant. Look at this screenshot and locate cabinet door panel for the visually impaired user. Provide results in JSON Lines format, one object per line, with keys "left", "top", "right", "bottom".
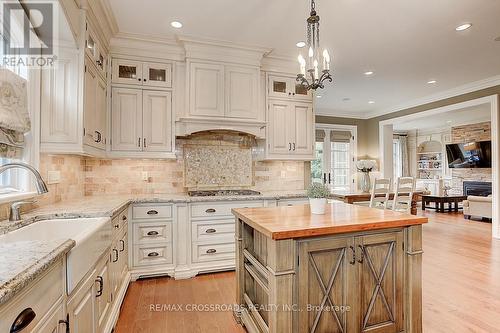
{"left": 143, "top": 90, "right": 172, "bottom": 152}
{"left": 111, "top": 88, "right": 142, "bottom": 151}
{"left": 112, "top": 59, "right": 143, "bottom": 85}
{"left": 95, "top": 77, "right": 107, "bottom": 149}
{"left": 189, "top": 62, "right": 224, "bottom": 117}
{"left": 268, "top": 101, "right": 293, "bottom": 154}
{"left": 298, "top": 237, "right": 356, "bottom": 333}
{"left": 225, "top": 66, "right": 259, "bottom": 119}
{"left": 41, "top": 48, "right": 78, "bottom": 144}
{"left": 144, "top": 62, "right": 172, "bottom": 88}
{"left": 96, "top": 258, "right": 111, "bottom": 333}
{"left": 293, "top": 102, "right": 314, "bottom": 155}
{"left": 357, "top": 231, "right": 404, "bottom": 333}
{"left": 68, "top": 284, "right": 96, "bottom": 333}
{"left": 83, "top": 60, "right": 98, "bottom": 148}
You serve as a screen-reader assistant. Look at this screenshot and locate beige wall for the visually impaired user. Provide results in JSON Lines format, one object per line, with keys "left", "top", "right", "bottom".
{"left": 362, "top": 85, "right": 500, "bottom": 159}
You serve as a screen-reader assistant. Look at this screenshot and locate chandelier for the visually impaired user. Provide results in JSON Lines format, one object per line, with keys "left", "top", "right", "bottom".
{"left": 296, "top": 0, "right": 332, "bottom": 91}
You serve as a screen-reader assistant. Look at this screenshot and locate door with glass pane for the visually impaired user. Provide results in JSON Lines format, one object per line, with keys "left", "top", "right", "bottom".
{"left": 311, "top": 127, "right": 356, "bottom": 191}
{"left": 112, "top": 59, "right": 143, "bottom": 85}
{"left": 143, "top": 62, "right": 172, "bottom": 88}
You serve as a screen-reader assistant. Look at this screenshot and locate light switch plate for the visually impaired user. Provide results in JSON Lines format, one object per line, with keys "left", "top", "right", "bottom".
{"left": 141, "top": 171, "right": 148, "bottom": 181}
{"left": 47, "top": 170, "right": 61, "bottom": 184}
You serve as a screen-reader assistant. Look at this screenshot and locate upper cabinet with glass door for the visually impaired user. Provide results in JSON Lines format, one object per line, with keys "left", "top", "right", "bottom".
{"left": 268, "top": 74, "right": 312, "bottom": 101}
{"left": 85, "top": 22, "right": 107, "bottom": 79}
{"left": 112, "top": 59, "right": 172, "bottom": 88}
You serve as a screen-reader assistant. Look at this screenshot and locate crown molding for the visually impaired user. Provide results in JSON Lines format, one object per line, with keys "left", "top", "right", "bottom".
{"left": 315, "top": 108, "right": 366, "bottom": 119}
{"left": 110, "top": 32, "right": 185, "bottom": 61}
{"left": 365, "top": 75, "right": 500, "bottom": 119}
{"left": 100, "top": 0, "right": 119, "bottom": 35}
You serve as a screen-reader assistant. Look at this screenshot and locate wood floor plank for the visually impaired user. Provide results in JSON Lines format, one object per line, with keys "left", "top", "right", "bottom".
{"left": 115, "top": 209, "right": 500, "bottom": 332}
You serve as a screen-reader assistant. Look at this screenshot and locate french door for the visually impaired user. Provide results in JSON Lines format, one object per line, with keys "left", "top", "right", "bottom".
{"left": 311, "top": 125, "right": 357, "bottom": 191}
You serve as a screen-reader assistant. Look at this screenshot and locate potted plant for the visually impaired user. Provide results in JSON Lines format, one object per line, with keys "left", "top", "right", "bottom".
{"left": 356, "top": 160, "right": 377, "bottom": 192}
{"left": 307, "top": 182, "right": 330, "bottom": 214}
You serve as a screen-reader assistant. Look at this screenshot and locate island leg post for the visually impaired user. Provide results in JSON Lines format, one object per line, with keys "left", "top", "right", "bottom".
{"left": 266, "top": 238, "right": 296, "bottom": 333}
{"left": 405, "top": 225, "right": 423, "bottom": 333}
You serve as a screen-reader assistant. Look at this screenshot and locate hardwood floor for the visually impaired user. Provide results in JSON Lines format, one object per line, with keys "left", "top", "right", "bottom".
{"left": 115, "top": 210, "right": 500, "bottom": 333}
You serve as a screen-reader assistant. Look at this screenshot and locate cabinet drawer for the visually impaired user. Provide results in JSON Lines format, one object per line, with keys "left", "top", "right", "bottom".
{"left": 112, "top": 208, "right": 128, "bottom": 235}
{"left": 192, "top": 242, "right": 236, "bottom": 263}
{"left": 191, "top": 201, "right": 263, "bottom": 218}
{"left": 0, "top": 261, "right": 64, "bottom": 333}
{"left": 132, "top": 205, "right": 172, "bottom": 220}
{"left": 192, "top": 220, "right": 235, "bottom": 243}
{"left": 133, "top": 221, "right": 172, "bottom": 244}
{"left": 133, "top": 243, "right": 173, "bottom": 267}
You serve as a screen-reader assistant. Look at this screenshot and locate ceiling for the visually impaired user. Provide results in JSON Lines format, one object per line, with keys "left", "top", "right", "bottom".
{"left": 393, "top": 104, "right": 491, "bottom": 131}
{"left": 107, "top": 0, "right": 500, "bottom": 118}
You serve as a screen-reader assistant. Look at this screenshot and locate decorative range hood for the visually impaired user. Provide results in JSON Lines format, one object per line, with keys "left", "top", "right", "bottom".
{"left": 175, "top": 117, "right": 266, "bottom": 139}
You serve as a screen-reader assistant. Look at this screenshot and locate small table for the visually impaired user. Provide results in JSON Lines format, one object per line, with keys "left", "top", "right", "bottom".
{"left": 422, "top": 195, "right": 467, "bottom": 212}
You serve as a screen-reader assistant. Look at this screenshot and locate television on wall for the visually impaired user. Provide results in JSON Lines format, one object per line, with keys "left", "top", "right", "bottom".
{"left": 446, "top": 141, "right": 491, "bottom": 168}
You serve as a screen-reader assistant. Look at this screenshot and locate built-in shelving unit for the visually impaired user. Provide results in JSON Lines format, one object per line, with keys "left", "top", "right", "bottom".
{"left": 416, "top": 142, "right": 444, "bottom": 180}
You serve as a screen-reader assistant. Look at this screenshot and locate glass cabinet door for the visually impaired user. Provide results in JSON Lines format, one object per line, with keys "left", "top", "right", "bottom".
{"left": 112, "top": 59, "right": 143, "bottom": 85}
{"left": 85, "top": 31, "right": 97, "bottom": 60}
{"left": 268, "top": 75, "right": 291, "bottom": 98}
{"left": 294, "top": 82, "right": 311, "bottom": 99}
{"left": 143, "top": 62, "right": 172, "bottom": 88}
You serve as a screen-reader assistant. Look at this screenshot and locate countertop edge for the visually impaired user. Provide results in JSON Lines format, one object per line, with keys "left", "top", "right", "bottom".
{"left": 0, "top": 239, "right": 75, "bottom": 306}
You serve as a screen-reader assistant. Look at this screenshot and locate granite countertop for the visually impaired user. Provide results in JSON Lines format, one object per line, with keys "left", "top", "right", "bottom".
{"left": 0, "top": 190, "right": 306, "bottom": 305}
{"left": 0, "top": 238, "right": 75, "bottom": 305}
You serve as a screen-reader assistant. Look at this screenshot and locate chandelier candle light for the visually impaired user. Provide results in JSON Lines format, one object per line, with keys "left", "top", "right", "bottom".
{"left": 297, "top": 0, "right": 332, "bottom": 91}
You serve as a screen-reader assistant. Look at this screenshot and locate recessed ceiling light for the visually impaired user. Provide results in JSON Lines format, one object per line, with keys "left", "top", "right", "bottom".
{"left": 427, "top": 80, "right": 437, "bottom": 84}
{"left": 171, "top": 21, "right": 183, "bottom": 28}
{"left": 296, "top": 41, "right": 306, "bottom": 48}
{"left": 455, "top": 23, "right": 472, "bottom": 31}
{"left": 446, "top": 120, "right": 452, "bottom": 124}
{"left": 368, "top": 101, "right": 375, "bottom": 104}
{"left": 342, "top": 97, "right": 350, "bottom": 102}
{"left": 316, "top": 95, "right": 322, "bottom": 98}
{"left": 364, "top": 71, "right": 374, "bottom": 76}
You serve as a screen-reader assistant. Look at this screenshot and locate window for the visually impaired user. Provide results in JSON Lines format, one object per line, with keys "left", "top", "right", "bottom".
{"left": 312, "top": 126, "right": 356, "bottom": 191}
{"left": 393, "top": 138, "right": 402, "bottom": 181}
{"left": 0, "top": 5, "right": 38, "bottom": 200}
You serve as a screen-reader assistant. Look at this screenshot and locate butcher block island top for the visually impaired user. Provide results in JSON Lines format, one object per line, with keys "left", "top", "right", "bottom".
{"left": 232, "top": 201, "right": 427, "bottom": 240}
{"left": 232, "top": 202, "right": 426, "bottom": 333}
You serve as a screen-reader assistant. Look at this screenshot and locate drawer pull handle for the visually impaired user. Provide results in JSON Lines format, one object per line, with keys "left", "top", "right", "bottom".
{"left": 205, "top": 208, "right": 216, "bottom": 213}
{"left": 205, "top": 228, "right": 216, "bottom": 233}
{"left": 147, "top": 231, "right": 159, "bottom": 236}
{"left": 95, "top": 276, "right": 103, "bottom": 297}
{"left": 206, "top": 249, "right": 217, "bottom": 254}
{"left": 148, "top": 252, "right": 159, "bottom": 257}
{"left": 10, "top": 308, "right": 36, "bottom": 333}
{"left": 113, "top": 249, "right": 119, "bottom": 262}
{"left": 120, "top": 240, "right": 125, "bottom": 252}
{"left": 147, "top": 210, "right": 159, "bottom": 215}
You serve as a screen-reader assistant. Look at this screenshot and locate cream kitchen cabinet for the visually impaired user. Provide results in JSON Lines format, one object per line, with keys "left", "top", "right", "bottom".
{"left": 85, "top": 21, "right": 107, "bottom": 80}
{"left": 112, "top": 59, "right": 172, "bottom": 88}
{"left": 266, "top": 99, "right": 314, "bottom": 160}
{"left": 268, "top": 74, "right": 312, "bottom": 101}
{"left": 188, "top": 61, "right": 260, "bottom": 120}
{"left": 83, "top": 57, "right": 107, "bottom": 151}
{"left": 111, "top": 88, "right": 174, "bottom": 156}
{"left": 95, "top": 257, "right": 112, "bottom": 333}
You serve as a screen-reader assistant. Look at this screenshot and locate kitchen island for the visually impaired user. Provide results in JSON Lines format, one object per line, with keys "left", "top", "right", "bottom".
{"left": 232, "top": 201, "right": 427, "bottom": 333}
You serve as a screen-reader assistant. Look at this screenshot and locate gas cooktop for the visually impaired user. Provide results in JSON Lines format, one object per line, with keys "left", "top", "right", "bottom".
{"left": 188, "top": 190, "right": 261, "bottom": 197}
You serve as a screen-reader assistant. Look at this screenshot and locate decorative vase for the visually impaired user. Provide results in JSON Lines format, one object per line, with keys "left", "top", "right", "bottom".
{"left": 309, "top": 198, "right": 327, "bottom": 214}
{"left": 360, "top": 172, "right": 371, "bottom": 192}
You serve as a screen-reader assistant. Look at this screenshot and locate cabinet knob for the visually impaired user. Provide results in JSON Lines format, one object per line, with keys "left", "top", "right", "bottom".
{"left": 10, "top": 308, "right": 36, "bottom": 333}
{"left": 138, "top": 78, "right": 141, "bottom": 81}
{"left": 147, "top": 230, "right": 159, "bottom": 236}
{"left": 206, "top": 248, "right": 217, "bottom": 254}
{"left": 148, "top": 252, "right": 159, "bottom": 257}
{"left": 122, "top": 215, "right": 127, "bottom": 221}
{"left": 205, "top": 228, "right": 216, "bottom": 233}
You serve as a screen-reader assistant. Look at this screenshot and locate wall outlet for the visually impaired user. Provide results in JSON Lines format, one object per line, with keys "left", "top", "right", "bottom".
{"left": 141, "top": 171, "right": 148, "bottom": 181}
{"left": 47, "top": 170, "right": 61, "bottom": 184}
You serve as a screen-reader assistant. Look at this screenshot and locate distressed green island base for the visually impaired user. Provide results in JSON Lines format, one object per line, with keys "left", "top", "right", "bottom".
{"left": 232, "top": 202, "right": 427, "bottom": 333}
